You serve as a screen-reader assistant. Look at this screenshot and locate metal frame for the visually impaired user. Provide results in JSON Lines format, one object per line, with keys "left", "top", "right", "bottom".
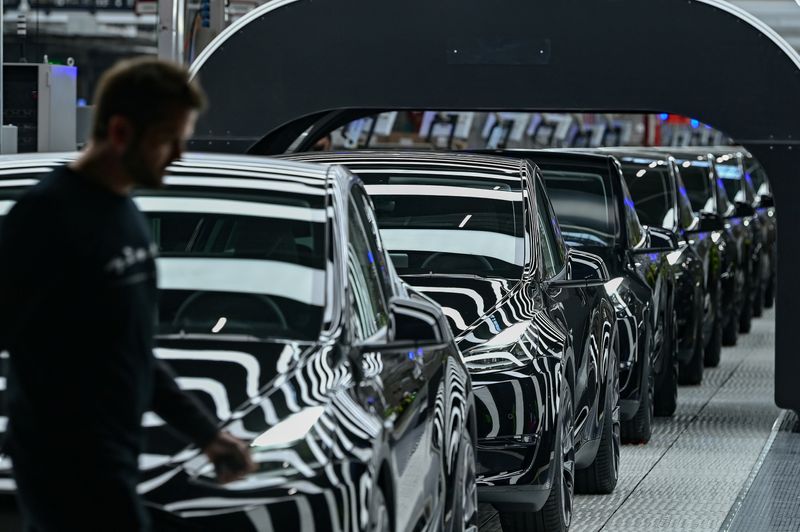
{"left": 188, "top": 0, "right": 800, "bottom": 411}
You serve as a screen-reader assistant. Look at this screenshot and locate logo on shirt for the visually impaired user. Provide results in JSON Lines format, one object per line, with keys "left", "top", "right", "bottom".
{"left": 105, "top": 243, "right": 159, "bottom": 276}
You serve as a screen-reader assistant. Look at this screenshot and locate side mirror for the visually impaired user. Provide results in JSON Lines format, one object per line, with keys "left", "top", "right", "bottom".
{"left": 759, "top": 195, "right": 775, "bottom": 208}
{"left": 691, "top": 212, "right": 725, "bottom": 233}
{"left": 735, "top": 201, "right": 756, "bottom": 218}
{"left": 567, "top": 249, "right": 609, "bottom": 282}
{"left": 358, "top": 298, "right": 448, "bottom": 352}
{"left": 633, "top": 225, "right": 679, "bottom": 253}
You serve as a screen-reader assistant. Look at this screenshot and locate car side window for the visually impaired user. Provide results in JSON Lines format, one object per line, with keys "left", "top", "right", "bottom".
{"left": 620, "top": 179, "right": 645, "bottom": 246}
{"left": 347, "top": 192, "right": 389, "bottom": 341}
{"left": 534, "top": 177, "right": 566, "bottom": 279}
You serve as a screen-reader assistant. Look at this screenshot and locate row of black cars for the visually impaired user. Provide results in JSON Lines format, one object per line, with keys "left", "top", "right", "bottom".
{"left": 0, "top": 144, "right": 775, "bottom": 532}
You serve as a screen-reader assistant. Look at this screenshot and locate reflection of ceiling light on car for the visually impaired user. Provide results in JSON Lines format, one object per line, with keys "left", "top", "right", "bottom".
{"left": 211, "top": 317, "right": 227, "bottom": 333}
{"left": 682, "top": 161, "right": 691, "bottom": 168}
{"left": 636, "top": 169, "right": 647, "bottom": 178}
{"left": 459, "top": 214, "right": 472, "bottom": 228}
{"left": 251, "top": 407, "right": 326, "bottom": 449}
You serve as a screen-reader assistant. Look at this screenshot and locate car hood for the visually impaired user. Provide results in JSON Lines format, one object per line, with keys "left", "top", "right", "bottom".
{"left": 399, "top": 274, "right": 517, "bottom": 337}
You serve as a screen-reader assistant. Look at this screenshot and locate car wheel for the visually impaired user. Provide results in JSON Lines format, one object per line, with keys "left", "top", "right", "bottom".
{"left": 704, "top": 279, "right": 723, "bottom": 367}
{"left": 679, "top": 305, "right": 704, "bottom": 385}
{"left": 372, "top": 486, "right": 391, "bottom": 532}
{"left": 576, "top": 340, "right": 620, "bottom": 494}
{"left": 738, "top": 279, "right": 753, "bottom": 334}
{"left": 722, "top": 301, "right": 739, "bottom": 346}
{"left": 764, "top": 273, "right": 775, "bottom": 309}
{"left": 450, "top": 427, "right": 477, "bottom": 532}
{"left": 654, "top": 309, "right": 678, "bottom": 417}
{"left": 752, "top": 276, "right": 764, "bottom": 318}
{"left": 621, "top": 355, "right": 653, "bottom": 444}
{"left": 499, "top": 380, "right": 575, "bottom": 532}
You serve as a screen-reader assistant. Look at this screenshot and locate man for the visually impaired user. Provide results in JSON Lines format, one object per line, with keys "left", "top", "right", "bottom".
{"left": 0, "top": 58, "right": 255, "bottom": 531}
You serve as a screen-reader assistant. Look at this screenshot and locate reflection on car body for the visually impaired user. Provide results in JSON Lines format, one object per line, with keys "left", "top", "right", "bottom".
{"left": 0, "top": 152, "right": 477, "bottom": 532}
{"left": 285, "top": 150, "right": 620, "bottom": 532}
{"left": 485, "top": 150, "right": 679, "bottom": 444}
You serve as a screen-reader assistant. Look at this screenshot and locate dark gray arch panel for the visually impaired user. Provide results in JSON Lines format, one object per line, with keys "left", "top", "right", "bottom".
{"left": 191, "top": 0, "right": 800, "bottom": 411}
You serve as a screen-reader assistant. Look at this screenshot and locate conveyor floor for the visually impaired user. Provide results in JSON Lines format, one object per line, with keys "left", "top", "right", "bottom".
{"left": 479, "top": 307, "right": 780, "bottom": 532}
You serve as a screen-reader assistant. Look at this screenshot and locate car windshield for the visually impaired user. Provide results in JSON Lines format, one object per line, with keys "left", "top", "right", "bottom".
{"left": 541, "top": 168, "right": 615, "bottom": 247}
{"left": 356, "top": 173, "right": 526, "bottom": 279}
{"left": 0, "top": 173, "right": 327, "bottom": 342}
{"left": 620, "top": 161, "right": 674, "bottom": 229}
{"left": 676, "top": 160, "right": 715, "bottom": 213}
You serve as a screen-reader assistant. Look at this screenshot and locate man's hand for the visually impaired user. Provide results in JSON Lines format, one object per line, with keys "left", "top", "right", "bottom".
{"left": 203, "top": 431, "right": 257, "bottom": 483}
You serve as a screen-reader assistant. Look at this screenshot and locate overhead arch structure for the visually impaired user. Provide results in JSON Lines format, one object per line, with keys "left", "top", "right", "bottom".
{"left": 190, "top": 0, "right": 800, "bottom": 411}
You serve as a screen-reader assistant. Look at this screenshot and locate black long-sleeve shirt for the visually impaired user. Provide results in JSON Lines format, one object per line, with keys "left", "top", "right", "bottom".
{"left": 0, "top": 166, "right": 218, "bottom": 473}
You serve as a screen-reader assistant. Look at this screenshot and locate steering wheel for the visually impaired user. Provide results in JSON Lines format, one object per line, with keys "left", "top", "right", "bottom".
{"left": 420, "top": 252, "right": 494, "bottom": 273}
{"left": 172, "top": 292, "right": 289, "bottom": 334}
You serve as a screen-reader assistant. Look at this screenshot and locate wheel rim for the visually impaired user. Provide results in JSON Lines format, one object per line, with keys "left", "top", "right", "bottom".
{"left": 560, "top": 394, "right": 575, "bottom": 527}
{"left": 460, "top": 436, "right": 478, "bottom": 532}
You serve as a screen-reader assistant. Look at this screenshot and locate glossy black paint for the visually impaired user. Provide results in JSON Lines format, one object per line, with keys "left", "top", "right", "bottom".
{"left": 648, "top": 148, "right": 738, "bottom": 352}
{"left": 0, "top": 153, "right": 476, "bottom": 532}
{"left": 702, "top": 148, "right": 762, "bottom": 334}
{"left": 600, "top": 150, "right": 709, "bottom": 370}
{"left": 283, "top": 151, "right": 619, "bottom": 520}
{"left": 485, "top": 150, "right": 676, "bottom": 425}
{"left": 741, "top": 150, "right": 778, "bottom": 309}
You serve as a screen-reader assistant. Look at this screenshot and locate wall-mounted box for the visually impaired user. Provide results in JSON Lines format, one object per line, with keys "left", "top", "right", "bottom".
{"left": 3, "top": 63, "right": 77, "bottom": 153}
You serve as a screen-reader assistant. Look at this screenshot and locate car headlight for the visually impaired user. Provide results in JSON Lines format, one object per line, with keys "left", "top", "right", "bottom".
{"left": 251, "top": 406, "right": 326, "bottom": 449}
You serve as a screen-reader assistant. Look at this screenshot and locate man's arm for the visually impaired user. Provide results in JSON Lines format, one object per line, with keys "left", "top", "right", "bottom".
{"left": 151, "top": 360, "right": 256, "bottom": 482}
{"left": 151, "top": 360, "right": 219, "bottom": 447}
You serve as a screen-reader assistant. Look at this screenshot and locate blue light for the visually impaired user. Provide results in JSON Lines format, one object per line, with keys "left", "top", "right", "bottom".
{"left": 417, "top": 348, "right": 424, "bottom": 357}
{"left": 659, "top": 113, "right": 669, "bottom": 121}
{"left": 691, "top": 119, "right": 700, "bottom": 129}
{"left": 408, "top": 351, "right": 415, "bottom": 361}
{"left": 624, "top": 197, "right": 635, "bottom": 209}
{"left": 679, "top": 186, "right": 688, "bottom": 197}
{"left": 77, "top": 98, "right": 87, "bottom": 107}
{"left": 368, "top": 251, "right": 374, "bottom": 264}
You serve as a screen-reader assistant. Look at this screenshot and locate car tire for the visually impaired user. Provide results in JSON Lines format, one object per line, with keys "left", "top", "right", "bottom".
{"left": 722, "top": 303, "right": 739, "bottom": 346}
{"left": 372, "top": 486, "right": 391, "bottom": 532}
{"left": 621, "top": 356, "right": 653, "bottom": 444}
{"left": 499, "top": 381, "right": 575, "bottom": 532}
{"left": 576, "top": 343, "right": 620, "bottom": 494}
{"left": 704, "top": 279, "right": 723, "bottom": 367}
{"left": 764, "top": 273, "right": 775, "bottom": 309}
{"left": 450, "top": 427, "right": 478, "bottom": 532}
{"left": 753, "top": 276, "right": 764, "bottom": 318}
{"left": 679, "top": 326, "right": 704, "bottom": 385}
{"left": 654, "top": 309, "right": 678, "bottom": 417}
{"left": 739, "top": 278, "right": 753, "bottom": 334}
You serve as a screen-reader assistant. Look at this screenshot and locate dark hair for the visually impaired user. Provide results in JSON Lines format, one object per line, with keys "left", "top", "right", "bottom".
{"left": 91, "top": 57, "right": 206, "bottom": 141}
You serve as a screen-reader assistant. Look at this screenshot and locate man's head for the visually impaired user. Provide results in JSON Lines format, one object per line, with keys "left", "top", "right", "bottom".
{"left": 91, "top": 57, "right": 206, "bottom": 188}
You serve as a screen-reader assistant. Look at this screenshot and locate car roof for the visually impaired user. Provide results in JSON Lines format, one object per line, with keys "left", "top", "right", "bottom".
{"left": 283, "top": 150, "right": 525, "bottom": 175}
{"left": 475, "top": 148, "right": 617, "bottom": 166}
{"left": 0, "top": 151, "right": 331, "bottom": 186}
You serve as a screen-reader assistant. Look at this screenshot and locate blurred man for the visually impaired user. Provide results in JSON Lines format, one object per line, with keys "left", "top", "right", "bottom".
{"left": 0, "top": 58, "right": 255, "bottom": 531}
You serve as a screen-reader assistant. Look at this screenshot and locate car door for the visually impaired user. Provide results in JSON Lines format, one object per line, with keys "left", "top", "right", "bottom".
{"left": 345, "top": 183, "right": 445, "bottom": 531}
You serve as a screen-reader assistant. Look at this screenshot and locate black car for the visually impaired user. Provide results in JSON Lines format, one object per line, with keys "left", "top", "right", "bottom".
{"left": 710, "top": 149, "right": 763, "bottom": 332}
{"left": 741, "top": 149, "right": 777, "bottom": 310}
{"left": 486, "top": 150, "right": 679, "bottom": 442}
{"left": 648, "top": 147, "right": 740, "bottom": 357}
{"left": 286, "top": 151, "right": 620, "bottom": 532}
{"left": 0, "top": 152, "right": 477, "bottom": 532}
{"left": 602, "top": 149, "right": 722, "bottom": 385}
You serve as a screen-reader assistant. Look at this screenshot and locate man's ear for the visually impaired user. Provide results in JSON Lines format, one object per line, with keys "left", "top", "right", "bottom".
{"left": 106, "top": 115, "right": 135, "bottom": 153}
